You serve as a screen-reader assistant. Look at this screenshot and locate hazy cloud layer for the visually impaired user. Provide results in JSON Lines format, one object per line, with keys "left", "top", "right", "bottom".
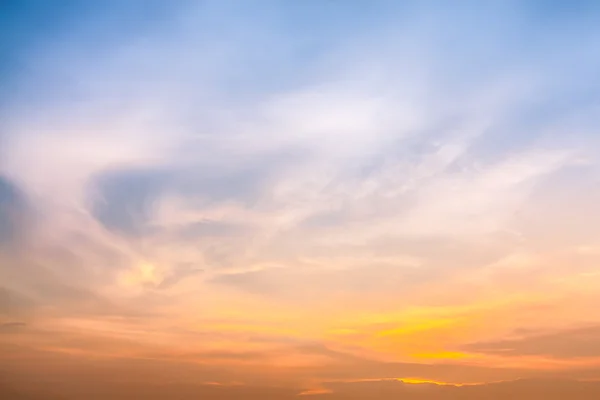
{"left": 463, "top": 326, "right": 600, "bottom": 358}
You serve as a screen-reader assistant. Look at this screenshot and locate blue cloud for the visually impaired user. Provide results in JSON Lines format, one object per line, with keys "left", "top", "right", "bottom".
{"left": 89, "top": 168, "right": 170, "bottom": 236}
{"left": 0, "top": 176, "right": 29, "bottom": 244}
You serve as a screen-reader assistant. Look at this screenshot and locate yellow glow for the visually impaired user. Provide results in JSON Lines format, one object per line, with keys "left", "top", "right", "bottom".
{"left": 118, "top": 262, "right": 161, "bottom": 287}
{"left": 399, "top": 378, "right": 460, "bottom": 386}
{"left": 376, "top": 317, "right": 460, "bottom": 337}
{"left": 410, "top": 351, "right": 472, "bottom": 360}
{"left": 298, "top": 388, "right": 334, "bottom": 396}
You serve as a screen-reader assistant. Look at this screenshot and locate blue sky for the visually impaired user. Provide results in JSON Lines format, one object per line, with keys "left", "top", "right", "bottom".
{"left": 2, "top": 1, "right": 600, "bottom": 397}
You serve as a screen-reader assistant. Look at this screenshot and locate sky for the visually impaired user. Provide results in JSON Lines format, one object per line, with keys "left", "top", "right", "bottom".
{"left": 2, "top": 1, "right": 600, "bottom": 399}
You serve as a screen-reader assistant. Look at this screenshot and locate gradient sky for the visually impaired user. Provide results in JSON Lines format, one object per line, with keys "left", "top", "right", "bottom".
{"left": 2, "top": 1, "right": 600, "bottom": 399}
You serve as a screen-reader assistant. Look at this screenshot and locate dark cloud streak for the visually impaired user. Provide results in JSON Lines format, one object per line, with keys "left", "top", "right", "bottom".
{"left": 462, "top": 325, "right": 600, "bottom": 358}
{"left": 0, "top": 175, "right": 30, "bottom": 245}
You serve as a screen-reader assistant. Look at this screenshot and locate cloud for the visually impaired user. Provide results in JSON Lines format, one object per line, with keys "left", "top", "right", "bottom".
{"left": 176, "top": 220, "right": 250, "bottom": 240}
{"left": 155, "top": 263, "right": 203, "bottom": 290}
{"left": 462, "top": 325, "right": 600, "bottom": 359}
{"left": 0, "top": 286, "right": 34, "bottom": 317}
{"left": 1, "top": 0, "right": 600, "bottom": 394}
{"left": 89, "top": 167, "right": 170, "bottom": 236}
{"left": 317, "top": 378, "right": 600, "bottom": 400}
{"left": 0, "top": 322, "right": 26, "bottom": 333}
{"left": 5, "top": 378, "right": 600, "bottom": 400}
{"left": 0, "top": 176, "right": 30, "bottom": 245}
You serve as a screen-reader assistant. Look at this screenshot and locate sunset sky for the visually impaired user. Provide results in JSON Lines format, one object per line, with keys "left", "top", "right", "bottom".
{"left": 2, "top": 1, "right": 600, "bottom": 399}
